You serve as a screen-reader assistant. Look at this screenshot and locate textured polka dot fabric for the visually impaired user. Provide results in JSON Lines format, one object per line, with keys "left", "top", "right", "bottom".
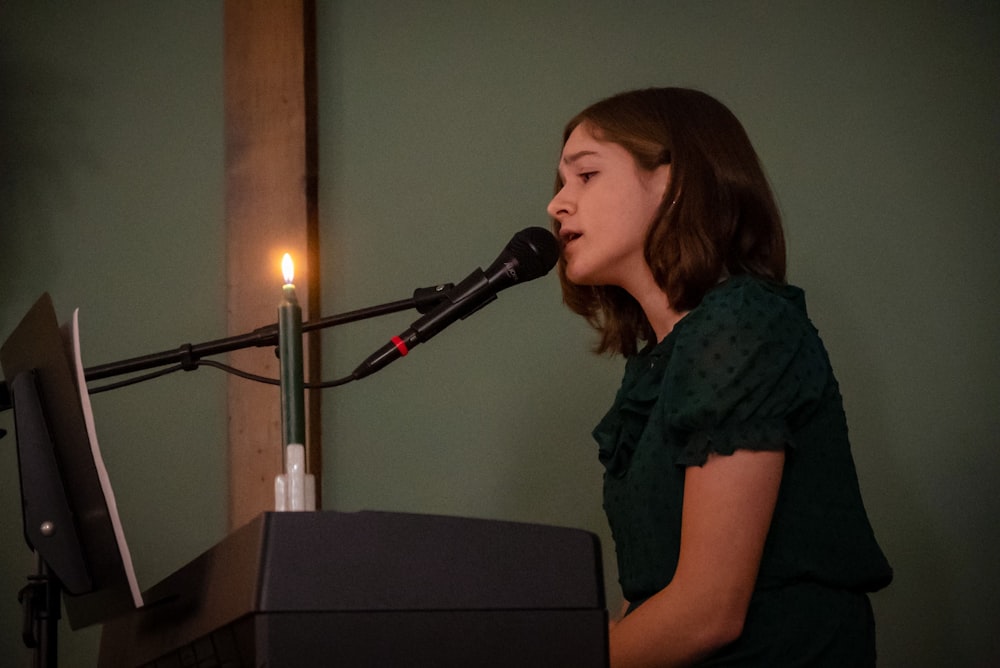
{"left": 592, "top": 275, "right": 892, "bottom": 662}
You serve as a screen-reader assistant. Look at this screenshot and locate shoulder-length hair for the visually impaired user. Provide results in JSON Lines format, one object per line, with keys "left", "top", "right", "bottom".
{"left": 554, "top": 87, "right": 786, "bottom": 356}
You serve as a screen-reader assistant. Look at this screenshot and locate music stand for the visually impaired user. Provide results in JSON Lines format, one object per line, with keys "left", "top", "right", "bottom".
{"left": 1, "top": 294, "right": 142, "bottom": 666}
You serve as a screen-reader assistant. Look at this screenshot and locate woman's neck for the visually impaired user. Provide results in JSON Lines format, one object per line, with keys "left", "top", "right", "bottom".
{"left": 630, "top": 279, "right": 686, "bottom": 342}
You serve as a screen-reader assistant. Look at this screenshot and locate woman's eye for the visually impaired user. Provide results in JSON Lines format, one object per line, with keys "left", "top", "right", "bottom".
{"left": 580, "top": 172, "right": 597, "bottom": 183}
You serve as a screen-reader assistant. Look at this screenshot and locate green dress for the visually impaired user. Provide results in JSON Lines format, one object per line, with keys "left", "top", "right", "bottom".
{"left": 594, "top": 275, "right": 892, "bottom": 666}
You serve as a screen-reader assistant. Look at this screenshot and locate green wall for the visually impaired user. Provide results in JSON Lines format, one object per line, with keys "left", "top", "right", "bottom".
{"left": 0, "top": 1, "right": 227, "bottom": 663}
{"left": 1, "top": 2, "right": 997, "bottom": 666}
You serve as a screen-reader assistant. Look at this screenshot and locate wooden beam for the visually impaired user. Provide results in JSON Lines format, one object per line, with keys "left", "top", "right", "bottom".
{"left": 223, "top": 0, "right": 320, "bottom": 530}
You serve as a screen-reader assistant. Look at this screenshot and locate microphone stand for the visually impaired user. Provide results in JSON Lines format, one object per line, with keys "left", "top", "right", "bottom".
{"left": 0, "top": 284, "right": 452, "bottom": 416}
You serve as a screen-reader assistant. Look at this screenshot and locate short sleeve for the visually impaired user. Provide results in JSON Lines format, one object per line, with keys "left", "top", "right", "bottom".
{"left": 664, "top": 278, "right": 829, "bottom": 467}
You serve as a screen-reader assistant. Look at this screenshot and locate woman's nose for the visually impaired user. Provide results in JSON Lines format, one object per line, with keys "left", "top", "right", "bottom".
{"left": 547, "top": 189, "right": 572, "bottom": 220}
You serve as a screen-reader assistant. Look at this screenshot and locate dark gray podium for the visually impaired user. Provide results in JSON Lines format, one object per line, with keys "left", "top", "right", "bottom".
{"left": 98, "top": 511, "right": 608, "bottom": 667}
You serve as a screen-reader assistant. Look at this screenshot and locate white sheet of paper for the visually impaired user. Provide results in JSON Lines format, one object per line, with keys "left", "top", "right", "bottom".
{"left": 63, "top": 309, "right": 143, "bottom": 608}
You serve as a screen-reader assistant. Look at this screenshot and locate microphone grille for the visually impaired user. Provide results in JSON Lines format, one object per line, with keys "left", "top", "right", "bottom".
{"left": 508, "top": 227, "right": 560, "bottom": 281}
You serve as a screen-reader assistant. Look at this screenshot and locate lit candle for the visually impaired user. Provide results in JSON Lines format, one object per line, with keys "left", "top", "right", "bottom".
{"left": 279, "top": 253, "right": 305, "bottom": 448}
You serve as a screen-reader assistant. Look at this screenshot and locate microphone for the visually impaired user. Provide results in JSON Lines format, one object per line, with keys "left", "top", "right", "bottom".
{"left": 352, "top": 226, "right": 560, "bottom": 380}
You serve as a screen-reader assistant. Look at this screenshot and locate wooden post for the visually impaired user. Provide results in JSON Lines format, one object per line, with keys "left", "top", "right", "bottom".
{"left": 223, "top": 0, "right": 320, "bottom": 530}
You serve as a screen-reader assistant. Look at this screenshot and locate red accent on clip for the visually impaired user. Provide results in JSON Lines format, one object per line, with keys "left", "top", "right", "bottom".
{"left": 391, "top": 336, "right": 409, "bottom": 356}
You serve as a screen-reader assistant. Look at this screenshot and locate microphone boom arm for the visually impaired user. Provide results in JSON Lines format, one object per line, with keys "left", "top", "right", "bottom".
{"left": 0, "top": 284, "right": 453, "bottom": 413}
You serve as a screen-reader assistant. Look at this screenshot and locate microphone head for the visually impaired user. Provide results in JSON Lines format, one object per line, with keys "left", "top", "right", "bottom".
{"left": 487, "top": 226, "right": 561, "bottom": 288}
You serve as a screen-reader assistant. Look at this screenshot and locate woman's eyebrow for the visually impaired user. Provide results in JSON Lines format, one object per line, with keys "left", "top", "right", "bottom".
{"left": 557, "top": 150, "right": 601, "bottom": 181}
{"left": 561, "top": 149, "right": 599, "bottom": 166}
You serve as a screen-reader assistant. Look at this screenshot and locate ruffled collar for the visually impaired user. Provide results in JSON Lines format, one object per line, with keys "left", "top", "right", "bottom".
{"left": 593, "top": 334, "right": 676, "bottom": 477}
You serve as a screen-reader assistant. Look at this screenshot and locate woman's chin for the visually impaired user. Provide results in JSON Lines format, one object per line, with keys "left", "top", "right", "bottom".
{"left": 565, "top": 263, "right": 607, "bottom": 287}
{"left": 564, "top": 267, "right": 594, "bottom": 286}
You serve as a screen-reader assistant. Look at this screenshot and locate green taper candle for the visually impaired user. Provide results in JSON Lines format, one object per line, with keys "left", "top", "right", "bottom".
{"left": 279, "top": 253, "right": 305, "bottom": 447}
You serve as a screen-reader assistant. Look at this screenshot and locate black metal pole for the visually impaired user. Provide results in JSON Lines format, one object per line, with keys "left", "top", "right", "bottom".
{"left": 19, "top": 556, "right": 61, "bottom": 668}
{"left": 0, "top": 284, "right": 452, "bottom": 413}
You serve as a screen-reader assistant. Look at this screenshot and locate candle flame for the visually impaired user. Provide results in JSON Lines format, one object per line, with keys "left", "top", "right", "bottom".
{"left": 282, "top": 253, "right": 295, "bottom": 285}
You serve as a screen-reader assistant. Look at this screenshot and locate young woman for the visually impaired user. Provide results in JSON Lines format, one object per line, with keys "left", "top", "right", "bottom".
{"left": 547, "top": 88, "right": 892, "bottom": 667}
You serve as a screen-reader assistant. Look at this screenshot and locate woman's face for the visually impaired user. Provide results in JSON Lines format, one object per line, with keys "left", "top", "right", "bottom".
{"left": 547, "top": 123, "right": 670, "bottom": 294}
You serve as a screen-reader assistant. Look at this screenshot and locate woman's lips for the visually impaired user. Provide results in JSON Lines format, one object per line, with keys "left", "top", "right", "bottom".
{"left": 560, "top": 231, "right": 582, "bottom": 248}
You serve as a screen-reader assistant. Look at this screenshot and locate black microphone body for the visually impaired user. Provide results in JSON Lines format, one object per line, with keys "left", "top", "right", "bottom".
{"left": 352, "top": 227, "right": 559, "bottom": 380}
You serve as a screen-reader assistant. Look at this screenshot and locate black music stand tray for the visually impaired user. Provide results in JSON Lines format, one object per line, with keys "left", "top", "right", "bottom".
{"left": 2, "top": 294, "right": 141, "bottom": 667}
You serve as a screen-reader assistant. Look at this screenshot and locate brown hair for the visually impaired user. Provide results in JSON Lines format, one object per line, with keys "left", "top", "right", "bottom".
{"left": 554, "top": 88, "right": 786, "bottom": 356}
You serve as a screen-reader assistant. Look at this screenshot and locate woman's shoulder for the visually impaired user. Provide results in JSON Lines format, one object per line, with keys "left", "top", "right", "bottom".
{"left": 679, "top": 274, "right": 809, "bottom": 336}
{"left": 706, "top": 274, "right": 805, "bottom": 312}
